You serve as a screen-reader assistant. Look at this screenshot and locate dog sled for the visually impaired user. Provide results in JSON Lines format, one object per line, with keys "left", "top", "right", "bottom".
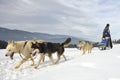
{"left": 98, "top": 37, "right": 112, "bottom": 50}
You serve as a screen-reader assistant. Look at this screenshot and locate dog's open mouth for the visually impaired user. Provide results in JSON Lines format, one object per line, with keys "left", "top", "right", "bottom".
{"left": 10, "top": 52, "right": 14, "bottom": 60}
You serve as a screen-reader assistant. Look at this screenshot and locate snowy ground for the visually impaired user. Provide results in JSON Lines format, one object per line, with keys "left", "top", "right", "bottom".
{"left": 0, "top": 44, "right": 120, "bottom": 80}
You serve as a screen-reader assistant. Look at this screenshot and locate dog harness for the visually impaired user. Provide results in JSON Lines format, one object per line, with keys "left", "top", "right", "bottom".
{"left": 42, "top": 42, "right": 47, "bottom": 54}
{"left": 19, "top": 41, "right": 28, "bottom": 59}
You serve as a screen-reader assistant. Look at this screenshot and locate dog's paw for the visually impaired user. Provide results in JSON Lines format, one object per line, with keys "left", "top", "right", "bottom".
{"left": 82, "top": 53, "right": 85, "bottom": 55}
{"left": 55, "top": 62, "right": 58, "bottom": 64}
{"left": 14, "top": 66, "right": 19, "bottom": 69}
{"left": 34, "top": 66, "right": 38, "bottom": 69}
{"left": 34, "top": 64, "right": 39, "bottom": 69}
{"left": 34, "top": 66, "right": 39, "bottom": 69}
{"left": 30, "top": 64, "right": 34, "bottom": 66}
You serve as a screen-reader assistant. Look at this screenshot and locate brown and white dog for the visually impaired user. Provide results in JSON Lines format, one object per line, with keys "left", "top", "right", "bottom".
{"left": 5, "top": 40, "right": 44, "bottom": 69}
{"left": 77, "top": 41, "right": 93, "bottom": 55}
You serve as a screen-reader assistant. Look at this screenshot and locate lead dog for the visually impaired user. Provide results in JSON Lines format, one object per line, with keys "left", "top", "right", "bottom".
{"left": 31, "top": 38, "right": 71, "bottom": 68}
{"left": 5, "top": 40, "right": 44, "bottom": 69}
{"left": 77, "top": 41, "right": 93, "bottom": 55}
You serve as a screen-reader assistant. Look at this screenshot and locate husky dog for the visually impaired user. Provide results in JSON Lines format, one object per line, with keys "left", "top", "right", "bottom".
{"left": 77, "top": 41, "right": 93, "bottom": 55}
{"left": 31, "top": 38, "right": 71, "bottom": 68}
{"left": 5, "top": 40, "right": 44, "bottom": 69}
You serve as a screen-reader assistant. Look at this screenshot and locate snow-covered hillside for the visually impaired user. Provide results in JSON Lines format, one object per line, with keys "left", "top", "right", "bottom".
{"left": 0, "top": 45, "right": 120, "bottom": 80}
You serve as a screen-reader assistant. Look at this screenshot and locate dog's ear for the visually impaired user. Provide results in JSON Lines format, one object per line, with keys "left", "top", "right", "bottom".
{"left": 78, "top": 41, "right": 81, "bottom": 43}
{"left": 12, "top": 40, "right": 14, "bottom": 43}
{"left": 82, "top": 41, "right": 86, "bottom": 44}
{"left": 7, "top": 40, "right": 12, "bottom": 44}
{"left": 11, "top": 41, "right": 16, "bottom": 46}
{"left": 8, "top": 40, "right": 14, "bottom": 44}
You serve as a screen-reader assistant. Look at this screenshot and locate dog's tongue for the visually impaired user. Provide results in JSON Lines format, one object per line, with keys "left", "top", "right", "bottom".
{"left": 10, "top": 53, "right": 14, "bottom": 60}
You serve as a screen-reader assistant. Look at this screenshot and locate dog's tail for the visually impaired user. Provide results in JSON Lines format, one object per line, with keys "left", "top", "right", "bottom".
{"left": 61, "top": 38, "right": 71, "bottom": 47}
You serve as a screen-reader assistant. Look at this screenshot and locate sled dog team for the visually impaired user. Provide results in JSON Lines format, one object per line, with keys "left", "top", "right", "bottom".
{"left": 5, "top": 38, "right": 94, "bottom": 69}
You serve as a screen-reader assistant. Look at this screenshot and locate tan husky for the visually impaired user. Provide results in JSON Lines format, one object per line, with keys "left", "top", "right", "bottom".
{"left": 5, "top": 40, "right": 44, "bottom": 69}
{"left": 77, "top": 41, "right": 93, "bottom": 55}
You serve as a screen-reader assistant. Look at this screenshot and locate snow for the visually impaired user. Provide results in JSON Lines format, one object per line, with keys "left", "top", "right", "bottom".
{"left": 0, "top": 44, "right": 120, "bottom": 80}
